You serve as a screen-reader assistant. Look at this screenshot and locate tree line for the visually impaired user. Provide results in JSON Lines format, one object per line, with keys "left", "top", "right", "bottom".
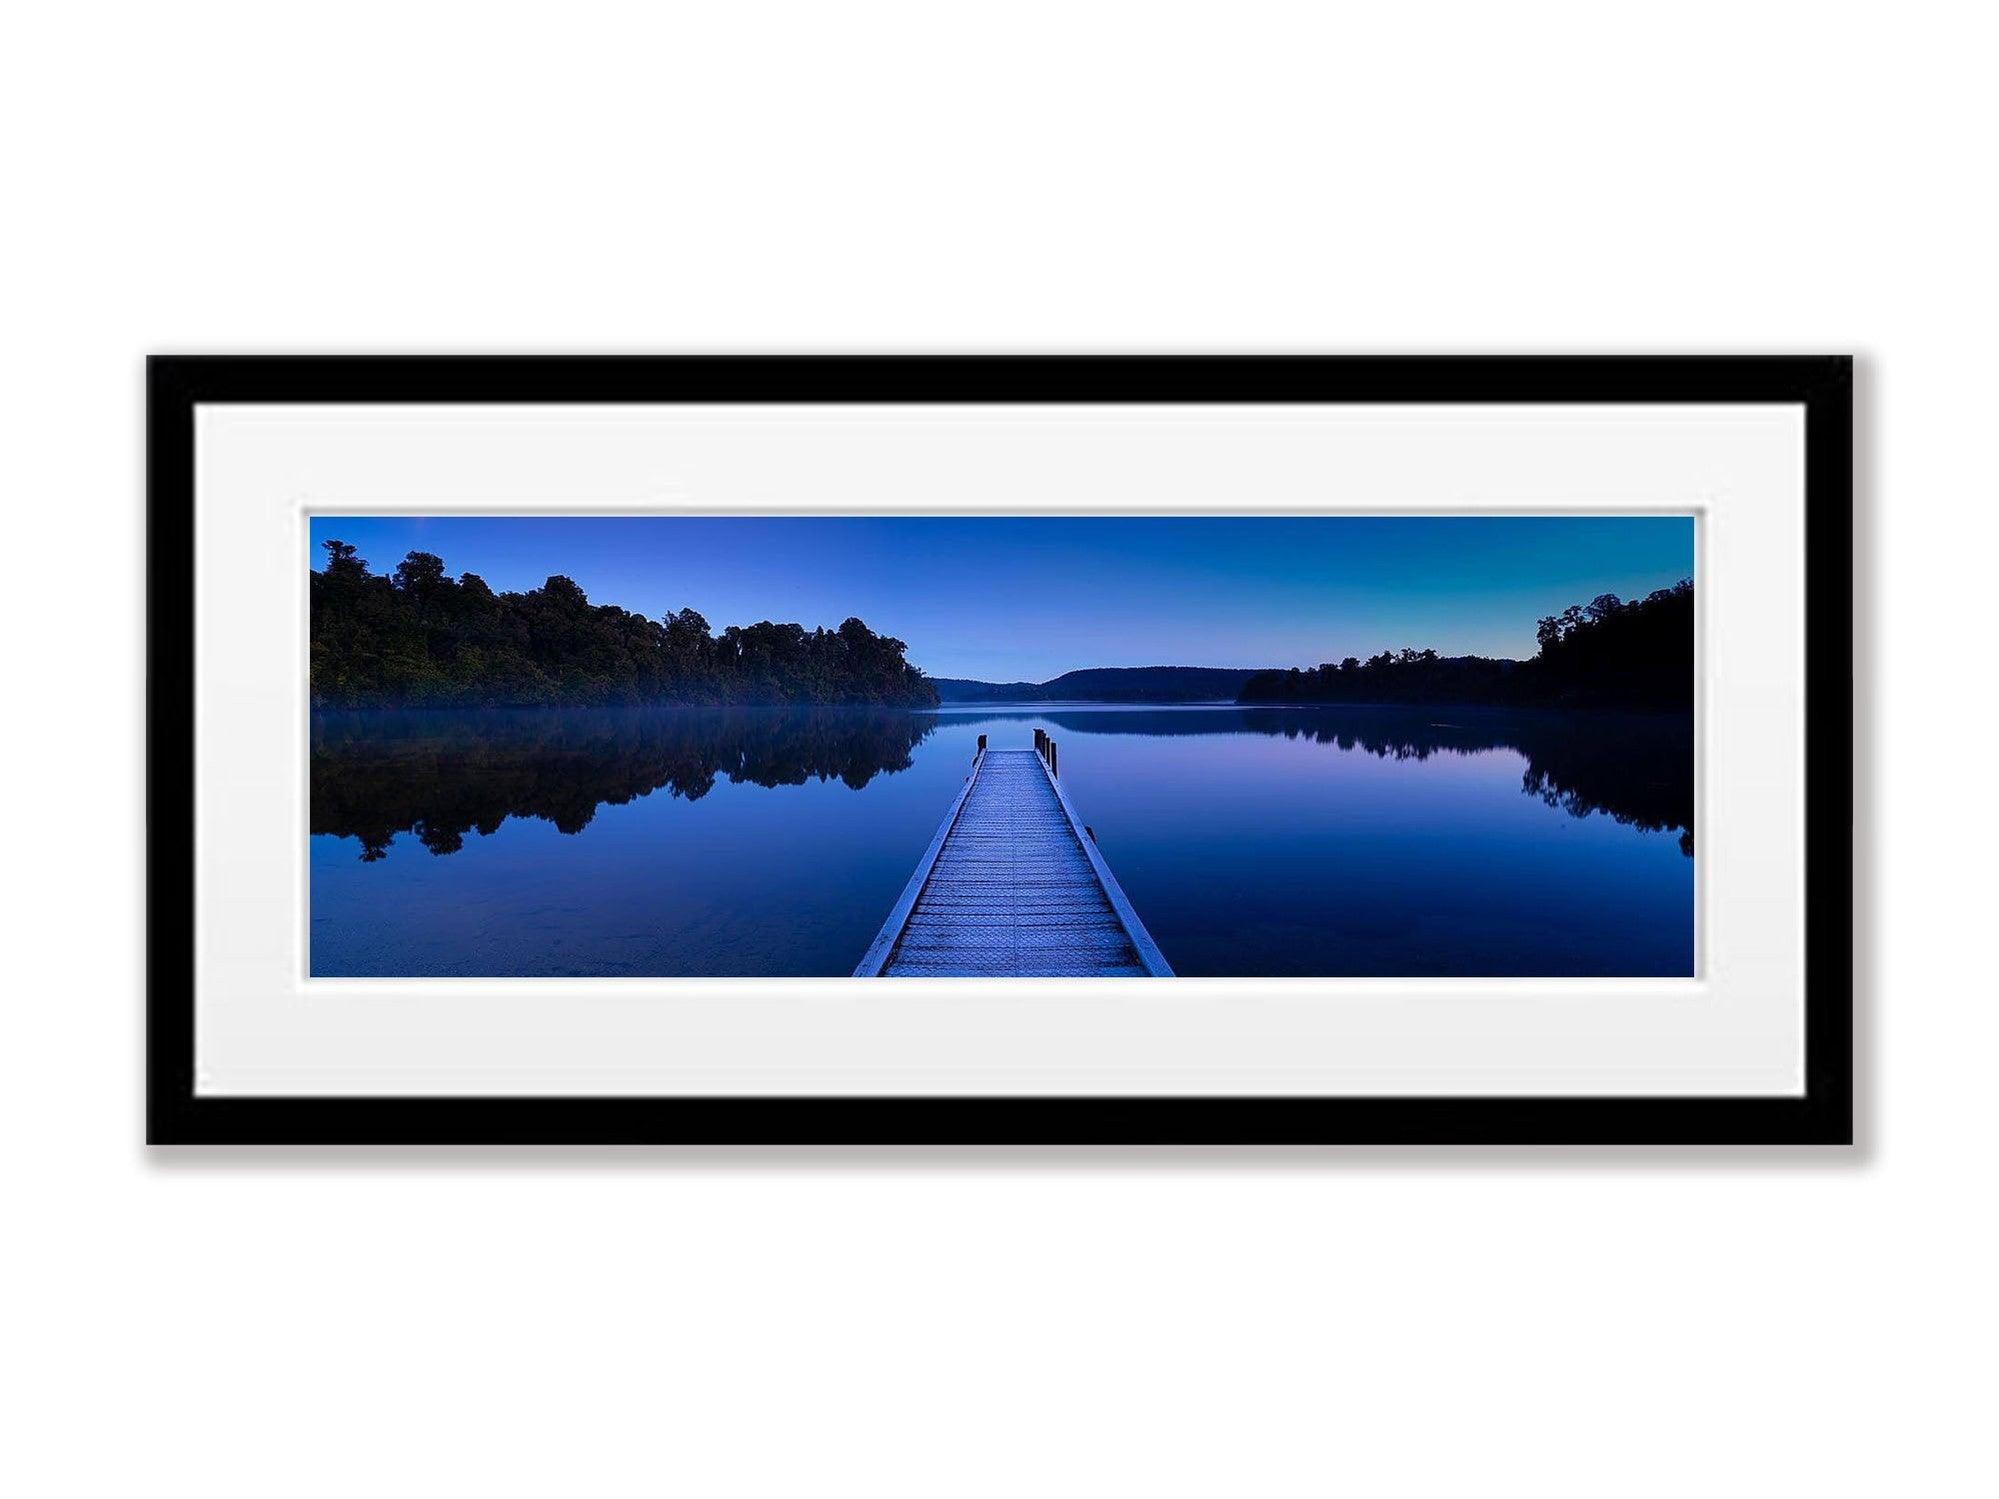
{"left": 310, "top": 542, "right": 939, "bottom": 709}
{"left": 1238, "top": 579, "right": 1693, "bottom": 711}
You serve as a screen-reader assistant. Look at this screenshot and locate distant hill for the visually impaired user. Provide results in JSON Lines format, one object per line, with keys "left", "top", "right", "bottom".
{"left": 931, "top": 666, "right": 1267, "bottom": 703}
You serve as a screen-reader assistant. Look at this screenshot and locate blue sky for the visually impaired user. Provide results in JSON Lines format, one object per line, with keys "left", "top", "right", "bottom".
{"left": 309, "top": 516, "right": 1693, "bottom": 681}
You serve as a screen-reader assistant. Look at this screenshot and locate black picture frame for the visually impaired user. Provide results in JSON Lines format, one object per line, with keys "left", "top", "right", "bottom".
{"left": 148, "top": 355, "right": 1853, "bottom": 1145}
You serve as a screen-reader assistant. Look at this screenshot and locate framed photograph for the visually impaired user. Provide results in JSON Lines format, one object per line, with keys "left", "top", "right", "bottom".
{"left": 149, "top": 355, "right": 1852, "bottom": 1144}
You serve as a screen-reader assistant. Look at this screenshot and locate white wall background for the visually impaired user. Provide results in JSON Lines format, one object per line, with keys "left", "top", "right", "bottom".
{"left": 0, "top": 3, "right": 1985, "bottom": 1495}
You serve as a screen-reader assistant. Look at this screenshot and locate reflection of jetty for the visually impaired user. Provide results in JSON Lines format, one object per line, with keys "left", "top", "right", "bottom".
{"left": 855, "top": 734, "right": 1175, "bottom": 977}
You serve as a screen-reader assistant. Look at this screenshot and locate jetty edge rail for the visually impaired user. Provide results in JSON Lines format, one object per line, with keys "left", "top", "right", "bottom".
{"left": 854, "top": 740, "right": 1175, "bottom": 978}
{"left": 850, "top": 747, "right": 988, "bottom": 977}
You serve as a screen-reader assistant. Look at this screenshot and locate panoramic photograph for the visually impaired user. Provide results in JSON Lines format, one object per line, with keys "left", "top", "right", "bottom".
{"left": 308, "top": 515, "right": 1695, "bottom": 979}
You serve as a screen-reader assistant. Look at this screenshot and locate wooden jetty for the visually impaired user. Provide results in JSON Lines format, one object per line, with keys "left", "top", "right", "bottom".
{"left": 854, "top": 734, "right": 1175, "bottom": 978}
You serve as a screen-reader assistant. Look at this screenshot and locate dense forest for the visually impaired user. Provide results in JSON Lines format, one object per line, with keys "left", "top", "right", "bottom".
{"left": 1239, "top": 579, "right": 1693, "bottom": 711}
{"left": 932, "top": 666, "right": 1262, "bottom": 703}
{"left": 310, "top": 542, "right": 939, "bottom": 709}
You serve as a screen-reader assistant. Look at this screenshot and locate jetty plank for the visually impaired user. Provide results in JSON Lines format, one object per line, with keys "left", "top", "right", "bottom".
{"left": 855, "top": 747, "right": 1174, "bottom": 978}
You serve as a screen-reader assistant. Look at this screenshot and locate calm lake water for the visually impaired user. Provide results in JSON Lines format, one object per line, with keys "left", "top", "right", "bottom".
{"left": 310, "top": 703, "right": 1694, "bottom": 977}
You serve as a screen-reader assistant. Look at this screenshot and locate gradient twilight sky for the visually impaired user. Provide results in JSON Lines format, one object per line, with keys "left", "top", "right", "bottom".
{"left": 308, "top": 516, "right": 1693, "bottom": 681}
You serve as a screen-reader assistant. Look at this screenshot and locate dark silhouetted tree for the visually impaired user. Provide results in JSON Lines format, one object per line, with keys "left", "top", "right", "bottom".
{"left": 310, "top": 543, "right": 938, "bottom": 709}
{"left": 1241, "top": 580, "right": 1692, "bottom": 712}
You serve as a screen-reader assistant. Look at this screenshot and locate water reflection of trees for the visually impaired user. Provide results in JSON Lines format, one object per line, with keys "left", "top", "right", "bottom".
{"left": 312, "top": 706, "right": 935, "bottom": 861}
{"left": 962, "top": 704, "right": 1695, "bottom": 855}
